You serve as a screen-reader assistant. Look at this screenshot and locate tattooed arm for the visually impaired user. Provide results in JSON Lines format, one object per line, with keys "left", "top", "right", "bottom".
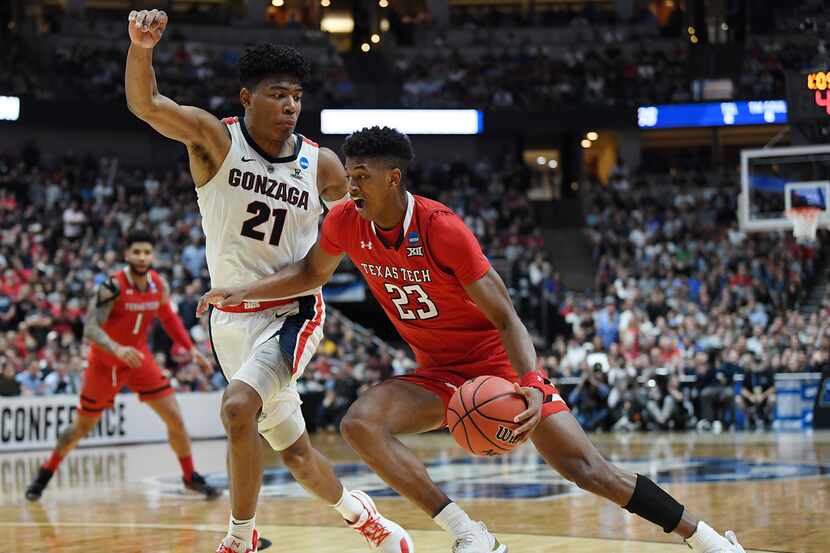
{"left": 83, "top": 278, "right": 144, "bottom": 368}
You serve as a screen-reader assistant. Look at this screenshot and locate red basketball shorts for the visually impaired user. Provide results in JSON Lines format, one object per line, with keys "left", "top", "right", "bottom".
{"left": 79, "top": 352, "right": 173, "bottom": 416}
{"left": 395, "top": 363, "right": 569, "bottom": 428}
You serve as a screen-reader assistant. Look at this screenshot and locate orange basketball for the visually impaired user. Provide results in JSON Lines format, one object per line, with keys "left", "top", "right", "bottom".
{"left": 447, "top": 375, "right": 528, "bottom": 456}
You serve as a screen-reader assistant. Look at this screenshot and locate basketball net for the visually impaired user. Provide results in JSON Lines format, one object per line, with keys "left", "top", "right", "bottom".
{"left": 785, "top": 207, "right": 821, "bottom": 243}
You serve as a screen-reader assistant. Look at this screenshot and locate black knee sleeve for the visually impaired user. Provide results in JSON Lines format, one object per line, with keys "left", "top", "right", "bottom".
{"left": 623, "top": 474, "right": 684, "bottom": 533}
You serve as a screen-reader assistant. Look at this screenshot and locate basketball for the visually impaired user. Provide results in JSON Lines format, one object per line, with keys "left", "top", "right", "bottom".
{"left": 447, "top": 376, "right": 528, "bottom": 456}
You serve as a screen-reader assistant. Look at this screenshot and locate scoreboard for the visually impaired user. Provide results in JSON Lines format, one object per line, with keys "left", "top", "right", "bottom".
{"left": 787, "top": 69, "right": 830, "bottom": 123}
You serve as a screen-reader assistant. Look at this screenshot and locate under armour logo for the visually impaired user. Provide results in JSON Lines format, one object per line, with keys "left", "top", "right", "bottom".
{"left": 361, "top": 241, "right": 373, "bottom": 249}
{"left": 407, "top": 247, "right": 423, "bottom": 257}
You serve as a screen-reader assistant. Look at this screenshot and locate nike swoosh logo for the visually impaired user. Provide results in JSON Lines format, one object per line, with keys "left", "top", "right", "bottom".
{"left": 241, "top": 157, "right": 255, "bottom": 162}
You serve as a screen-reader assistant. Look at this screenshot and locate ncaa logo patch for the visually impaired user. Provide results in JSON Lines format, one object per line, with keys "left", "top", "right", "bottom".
{"left": 407, "top": 231, "right": 420, "bottom": 245}
{"left": 299, "top": 156, "right": 309, "bottom": 170}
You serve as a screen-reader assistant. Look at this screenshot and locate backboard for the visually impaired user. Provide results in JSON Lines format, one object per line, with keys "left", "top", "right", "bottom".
{"left": 739, "top": 144, "right": 830, "bottom": 233}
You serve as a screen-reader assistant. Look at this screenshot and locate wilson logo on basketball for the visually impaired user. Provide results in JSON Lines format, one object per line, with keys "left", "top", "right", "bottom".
{"left": 495, "top": 425, "right": 521, "bottom": 445}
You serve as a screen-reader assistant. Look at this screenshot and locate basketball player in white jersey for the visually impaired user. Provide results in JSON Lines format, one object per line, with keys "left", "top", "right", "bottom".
{"left": 125, "top": 9, "right": 413, "bottom": 553}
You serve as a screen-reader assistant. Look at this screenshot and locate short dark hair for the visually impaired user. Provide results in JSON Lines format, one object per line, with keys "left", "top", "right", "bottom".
{"left": 342, "top": 126, "right": 415, "bottom": 174}
{"left": 239, "top": 44, "right": 309, "bottom": 89}
{"left": 125, "top": 229, "right": 155, "bottom": 248}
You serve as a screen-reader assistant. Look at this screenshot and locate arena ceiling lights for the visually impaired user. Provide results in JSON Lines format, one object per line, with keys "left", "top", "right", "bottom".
{"left": 321, "top": 109, "right": 484, "bottom": 135}
{"left": 0, "top": 96, "right": 20, "bottom": 121}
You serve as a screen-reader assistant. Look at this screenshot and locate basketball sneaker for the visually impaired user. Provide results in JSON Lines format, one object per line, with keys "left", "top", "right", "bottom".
{"left": 452, "top": 521, "right": 507, "bottom": 553}
{"left": 686, "top": 528, "right": 746, "bottom": 553}
{"left": 216, "top": 529, "right": 259, "bottom": 553}
{"left": 346, "top": 490, "right": 415, "bottom": 552}
{"left": 184, "top": 471, "right": 221, "bottom": 499}
{"left": 25, "top": 467, "right": 55, "bottom": 501}
{"left": 724, "top": 531, "right": 747, "bottom": 553}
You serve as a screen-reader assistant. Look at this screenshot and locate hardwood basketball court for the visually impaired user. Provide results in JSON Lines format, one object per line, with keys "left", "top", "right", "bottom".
{"left": 2, "top": 431, "right": 827, "bottom": 552}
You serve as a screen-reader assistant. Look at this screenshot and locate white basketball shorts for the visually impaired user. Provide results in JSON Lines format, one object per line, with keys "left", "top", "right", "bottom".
{"left": 208, "top": 293, "right": 325, "bottom": 451}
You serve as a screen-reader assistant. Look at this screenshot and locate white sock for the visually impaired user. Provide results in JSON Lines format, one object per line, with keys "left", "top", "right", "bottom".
{"left": 433, "top": 502, "right": 474, "bottom": 537}
{"left": 686, "top": 521, "right": 727, "bottom": 553}
{"left": 229, "top": 514, "right": 255, "bottom": 545}
{"left": 332, "top": 486, "right": 365, "bottom": 523}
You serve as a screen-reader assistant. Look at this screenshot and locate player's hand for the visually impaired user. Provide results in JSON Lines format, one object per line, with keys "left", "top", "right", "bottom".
{"left": 191, "top": 347, "right": 213, "bottom": 375}
{"left": 116, "top": 345, "right": 144, "bottom": 369}
{"left": 196, "top": 287, "right": 247, "bottom": 317}
{"left": 513, "top": 383, "right": 544, "bottom": 439}
{"left": 128, "top": 9, "right": 167, "bottom": 49}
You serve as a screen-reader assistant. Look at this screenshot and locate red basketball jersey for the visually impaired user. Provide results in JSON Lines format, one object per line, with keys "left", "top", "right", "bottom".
{"left": 89, "top": 269, "right": 165, "bottom": 366}
{"left": 320, "top": 193, "right": 510, "bottom": 370}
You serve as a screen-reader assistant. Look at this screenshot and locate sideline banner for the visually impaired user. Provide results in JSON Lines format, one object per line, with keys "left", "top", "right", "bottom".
{"left": 775, "top": 372, "right": 820, "bottom": 431}
{"left": 0, "top": 391, "right": 224, "bottom": 452}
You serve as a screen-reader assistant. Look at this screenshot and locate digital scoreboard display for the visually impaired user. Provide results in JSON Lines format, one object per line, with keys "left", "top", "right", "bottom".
{"left": 637, "top": 100, "right": 788, "bottom": 129}
{"left": 786, "top": 69, "right": 830, "bottom": 123}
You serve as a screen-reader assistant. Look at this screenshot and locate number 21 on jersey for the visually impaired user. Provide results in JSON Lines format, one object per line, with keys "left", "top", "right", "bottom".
{"left": 384, "top": 283, "right": 438, "bottom": 320}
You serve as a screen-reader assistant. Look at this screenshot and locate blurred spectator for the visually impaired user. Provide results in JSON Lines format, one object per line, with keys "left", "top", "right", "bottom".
{"left": 568, "top": 363, "right": 610, "bottom": 431}
{"left": 16, "top": 359, "right": 47, "bottom": 396}
{"left": 645, "top": 374, "right": 695, "bottom": 430}
{"left": 317, "top": 363, "right": 360, "bottom": 431}
{"left": 43, "top": 356, "right": 81, "bottom": 394}
{"left": 0, "top": 359, "right": 21, "bottom": 396}
{"left": 736, "top": 357, "right": 776, "bottom": 430}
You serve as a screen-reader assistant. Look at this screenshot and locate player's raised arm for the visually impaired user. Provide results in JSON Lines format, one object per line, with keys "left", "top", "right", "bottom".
{"left": 125, "top": 9, "right": 228, "bottom": 171}
{"left": 82, "top": 279, "right": 144, "bottom": 369}
{"left": 196, "top": 242, "right": 343, "bottom": 316}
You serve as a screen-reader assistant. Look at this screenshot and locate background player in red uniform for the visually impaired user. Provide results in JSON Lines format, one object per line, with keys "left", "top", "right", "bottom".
{"left": 198, "top": 127, "right": 745, "bottom": 553}
{"left": 26, "top": 230, "right": 218, "bottom": 501}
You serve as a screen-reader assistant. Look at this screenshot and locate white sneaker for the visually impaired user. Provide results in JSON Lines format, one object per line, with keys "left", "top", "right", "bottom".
{"left": 686, "top": 529, "right": 746, "bottom": 553}
{"left": 347, "top": 490, "right": 415, "bottom": 552}
{"left": 452, "top": 521, "right": 507, "bottom": 553}
{"left": 724, "top": 531, "right": 746, "bottom": 553}
{"left": 216, "top": 529, "right": 259, "bottom": 553}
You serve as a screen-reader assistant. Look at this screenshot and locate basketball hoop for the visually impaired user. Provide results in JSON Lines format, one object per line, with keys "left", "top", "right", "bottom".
{"left": 785, "top": 207, "right": 821, "bottom": 242}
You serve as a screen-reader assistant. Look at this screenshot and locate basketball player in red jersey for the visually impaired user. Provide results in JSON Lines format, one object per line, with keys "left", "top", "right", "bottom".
{"left": 26, "top": 231, "right": 218, "bottom": 501}
{"left": 199, "top": 127, "right": 747, "bottom": 553}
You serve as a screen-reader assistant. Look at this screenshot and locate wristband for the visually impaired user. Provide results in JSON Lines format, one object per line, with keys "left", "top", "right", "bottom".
{"left": 519, "top": 371, "right": 548, "bottom": 394}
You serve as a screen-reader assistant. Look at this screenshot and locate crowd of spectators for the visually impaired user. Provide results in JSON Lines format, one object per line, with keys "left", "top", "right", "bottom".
{"left": 0, "top": 146, "right": 546, "bottom": 432}
{"left": 537, "top": 165, "right": 828, "bottom": 432}
{"left": 3, "top": 139, "right": 827, "bottom": 434}
{"left": 6, "top": 5, "right": 827, "bottom": 114}
{"left": 395, "top": 40, "right": 691, "bottom": 110}
{"left": 0, "top": 30, "right": 355, "bottom": 112}
{"left": 0, "top": 145, "right": 407, "bottom": 417}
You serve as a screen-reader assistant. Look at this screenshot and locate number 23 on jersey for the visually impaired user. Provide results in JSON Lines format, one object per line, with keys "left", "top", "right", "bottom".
{"left": 384, "top": 283, "right": 438, "bottom": 320}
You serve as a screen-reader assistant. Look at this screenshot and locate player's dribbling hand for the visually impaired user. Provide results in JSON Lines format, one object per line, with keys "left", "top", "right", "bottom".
{"left": 191, "top": 347, "right": 214, "bottom": 375}
{"left": 116, "top": 345, "right": 144, "bottom": 369}
{"left": 128, "top": 9, "right": 168, "bottom": 49}
{"left": 196, "top": 287, "right": 246, "bottom": 317}
{"left": 512, "top": 383, "right": 544, "bottom": 440}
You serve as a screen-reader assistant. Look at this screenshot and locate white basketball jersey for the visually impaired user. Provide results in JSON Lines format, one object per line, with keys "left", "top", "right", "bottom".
{"left": 197, "top": 116, "right": 322, "bottom": 297}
